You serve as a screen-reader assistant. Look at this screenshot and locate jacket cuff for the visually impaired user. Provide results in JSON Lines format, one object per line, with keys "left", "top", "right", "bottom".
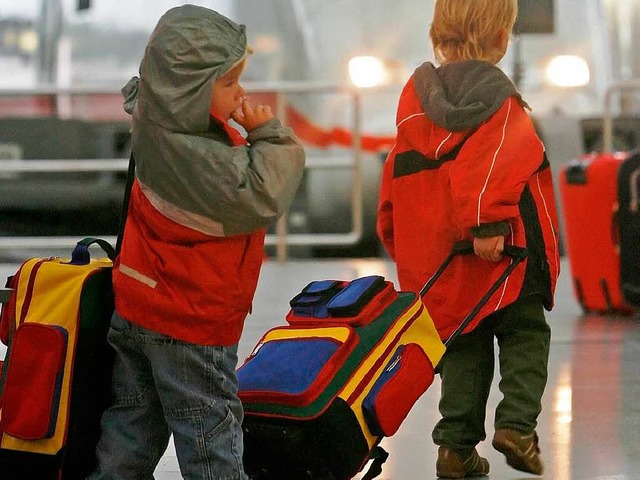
{"left": 471, "top": 221, "right": 510, "bottom": 238}
{"left": 246, "top": 117, "right": 283, "bottom": 142}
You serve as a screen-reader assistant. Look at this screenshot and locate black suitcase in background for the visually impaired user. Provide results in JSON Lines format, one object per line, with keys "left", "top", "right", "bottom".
{"left": 618, "top": 151, "right": 640, "bottom": 306}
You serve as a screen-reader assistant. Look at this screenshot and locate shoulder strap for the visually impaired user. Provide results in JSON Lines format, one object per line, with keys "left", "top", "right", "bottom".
{"left": 116, "top": 152, "right": 136, "bottom": 255}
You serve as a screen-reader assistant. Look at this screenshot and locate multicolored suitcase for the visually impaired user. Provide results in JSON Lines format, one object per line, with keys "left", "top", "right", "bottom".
{"left": 0, "top": 238, "right": 115, "bottom": 480}
{"left": 237, "top": 243, "right": 526, "bottom": 480}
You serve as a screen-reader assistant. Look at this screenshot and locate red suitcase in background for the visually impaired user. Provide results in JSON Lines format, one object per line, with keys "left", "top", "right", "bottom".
{"left": 560, "top": 152, "right": 635, "bottom": 314}
{"left": 559, "top": 81, "right": 640, "bottom": 314}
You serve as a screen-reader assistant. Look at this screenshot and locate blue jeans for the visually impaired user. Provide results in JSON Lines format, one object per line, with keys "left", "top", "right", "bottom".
{"left": 88, "top": 311, "right": 248, "bottom": 480}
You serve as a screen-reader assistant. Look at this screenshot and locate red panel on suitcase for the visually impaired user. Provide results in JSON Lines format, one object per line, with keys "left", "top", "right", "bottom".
{"left": 560, "top": 152, "right": 634, "bottom": 314}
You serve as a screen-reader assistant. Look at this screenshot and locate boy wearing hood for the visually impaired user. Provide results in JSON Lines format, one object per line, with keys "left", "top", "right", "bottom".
{"left": 376, "top": 0, "right": 560, "bottom": 477}
{"left": 88, "top": 5, "right": 305, "bottom": 480}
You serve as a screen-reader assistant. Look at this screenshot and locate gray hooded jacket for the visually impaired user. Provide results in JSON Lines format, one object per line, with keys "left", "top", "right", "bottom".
{"left": 122, "top": 5, "right": 305, "bottom": 236}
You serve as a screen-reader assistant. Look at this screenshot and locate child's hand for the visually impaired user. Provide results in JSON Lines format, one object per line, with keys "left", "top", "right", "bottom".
{"left": 473, "top": 236, "right": 504, "bottom": 262}
{"left": 231, "top": 98, "right": 274, "bottom": 132}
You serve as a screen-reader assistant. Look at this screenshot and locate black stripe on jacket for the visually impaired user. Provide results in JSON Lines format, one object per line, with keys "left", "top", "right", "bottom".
{"left": 392, "top": 137, "right": 470, "bottom": 178}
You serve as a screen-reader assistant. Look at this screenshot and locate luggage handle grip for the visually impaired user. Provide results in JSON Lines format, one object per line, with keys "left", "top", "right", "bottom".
{"left": 450, "top": 240, "right": 527, "bottom": 259}
{"left": 69, "top": 237, "right": 116, "bottom": 265}
{"left": 419, "top": 241, "right": 528, "bottom": 347}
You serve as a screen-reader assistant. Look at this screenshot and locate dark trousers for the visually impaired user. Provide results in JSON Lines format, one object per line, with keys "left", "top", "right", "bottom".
{"left": 432, "top": 295, "right": 551, "bottom": 451}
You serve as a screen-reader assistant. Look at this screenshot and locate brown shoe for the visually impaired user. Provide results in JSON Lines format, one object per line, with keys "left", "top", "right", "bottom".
{"left": 436, "top": 446, "right": 490, "bottom": 478}
{"left": 492, "top": 429, "right": 544, "bottom": 475}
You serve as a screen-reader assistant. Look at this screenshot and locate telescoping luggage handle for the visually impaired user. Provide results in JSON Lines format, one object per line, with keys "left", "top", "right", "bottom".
{"left": 420, "top": 241, "right": 528, "bottom": 347}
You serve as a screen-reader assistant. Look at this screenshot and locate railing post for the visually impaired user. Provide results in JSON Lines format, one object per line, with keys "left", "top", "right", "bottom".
{"left": 603, "top": 81, "right": 640, "bottom": 153}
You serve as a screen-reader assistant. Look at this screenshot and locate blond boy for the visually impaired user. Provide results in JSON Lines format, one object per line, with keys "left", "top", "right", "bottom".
{"left": 377, "top": 0, "right": 560, "bottom": 477}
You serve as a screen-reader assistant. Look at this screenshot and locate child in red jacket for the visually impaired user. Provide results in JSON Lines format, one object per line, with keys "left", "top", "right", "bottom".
{"left": 376, "top": 0, "right": 560, "bottom": 477}
{"left": 89, "top": 6, "right": 304, "bottom": 480}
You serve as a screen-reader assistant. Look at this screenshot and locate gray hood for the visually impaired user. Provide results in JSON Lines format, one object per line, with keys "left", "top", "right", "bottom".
{"left": 414, "top": 61, "right": 528, "bottom": 132}
{"left": 120, "top": 5, "right": 306, "bottom": 237}
{"left": 129, "top": 4, "right": 248, "bottom": 133}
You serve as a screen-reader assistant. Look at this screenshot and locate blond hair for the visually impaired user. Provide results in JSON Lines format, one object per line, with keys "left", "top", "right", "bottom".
{"left": 429, "top": 0, "right": 517, "bottom": 64}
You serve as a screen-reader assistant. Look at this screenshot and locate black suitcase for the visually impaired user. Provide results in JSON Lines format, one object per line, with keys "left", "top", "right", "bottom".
{"left": 618, "top": 151, "right": 640, "bottom": 306}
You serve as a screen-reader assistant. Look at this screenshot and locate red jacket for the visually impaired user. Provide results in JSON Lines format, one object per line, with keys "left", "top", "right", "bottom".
{"left": 113, "top": 8, "right": 305, "bottom": 346}
{"left": 113, "top": 114, "right": 303, "bottom": 346}
{"left": 113, "top": 180, "right": 265, "bottom": 346}
{"left": 377, "top": 61, "right": 560, "bottom": 340}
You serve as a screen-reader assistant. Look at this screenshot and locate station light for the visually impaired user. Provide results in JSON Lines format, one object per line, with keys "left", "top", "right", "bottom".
{"left": 0, "top": 19, "right": 38, "bottom": 57}
{"left": 545, "top": 55, "right": 590, "bottom": 87}
{"left": 18, "top": 29, "right": 38, "bottom": 53}
{"left": 348, "top": 55, "right": 386, "bottom": 88}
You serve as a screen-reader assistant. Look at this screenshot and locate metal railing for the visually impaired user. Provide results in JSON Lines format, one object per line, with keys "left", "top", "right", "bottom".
{"left": 0, "top": 82, "right": 394, "bottom": 262}
{"left": 603, "top": 80, "right": 640, "bottom": 153}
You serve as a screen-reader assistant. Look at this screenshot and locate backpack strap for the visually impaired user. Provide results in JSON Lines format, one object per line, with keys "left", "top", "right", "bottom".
{"left": 116, "top": 151, "right": 136, "bottom": 255}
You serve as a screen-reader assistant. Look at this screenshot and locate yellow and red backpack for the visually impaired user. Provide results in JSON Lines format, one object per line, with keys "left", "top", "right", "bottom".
{"left": 0, "top": 238, "right": 115, "bottom": 480}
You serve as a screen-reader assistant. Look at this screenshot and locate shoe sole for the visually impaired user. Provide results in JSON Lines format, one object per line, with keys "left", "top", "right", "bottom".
{"left": 436, "top": 461, "right": 489, "bottom": 477}
{"left": 436, "top": 471, "right": 466, "bottom": 478}
{"left": 492, "top": 438, "right": 543, "bottom": 475}
{"left": 436, "top": 471, "right": 488, "bottom": 479}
